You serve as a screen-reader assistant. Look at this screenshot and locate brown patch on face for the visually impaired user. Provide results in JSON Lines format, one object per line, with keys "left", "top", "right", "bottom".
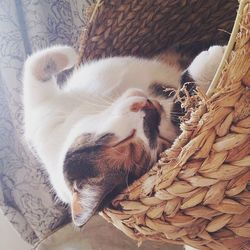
{"left": 63, "top": 133, "right": 114, "bottom": 189}
{"left": 63, "top": 133, "right": 151, "bottom": 226}
{"left": 64, "top": 136, "right": 150, "bottom": 190}
{"left": 100, "top": 139, "right": 150, "bottom": 178}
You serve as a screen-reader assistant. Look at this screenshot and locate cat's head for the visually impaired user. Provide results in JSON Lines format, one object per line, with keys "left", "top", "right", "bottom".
{"left": 63, "top": 88, "right": 177, "bottom": 227}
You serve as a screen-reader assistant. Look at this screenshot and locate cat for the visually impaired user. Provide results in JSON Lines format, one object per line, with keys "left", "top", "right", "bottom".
{"left": 23, "top": 45, "right": 225, "bottom": 227}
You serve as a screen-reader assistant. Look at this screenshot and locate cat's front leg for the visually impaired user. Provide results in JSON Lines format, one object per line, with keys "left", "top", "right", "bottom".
{"left": 184, "top": 45, "right": 226, "bottom": 93}
{"left": 23, "top": 45, "right": 78, "bottom": 151}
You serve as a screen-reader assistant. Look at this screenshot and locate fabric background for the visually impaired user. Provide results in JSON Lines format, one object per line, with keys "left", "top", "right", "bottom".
{"left": 0, "top": 0, "right": 94, "bottom": 245}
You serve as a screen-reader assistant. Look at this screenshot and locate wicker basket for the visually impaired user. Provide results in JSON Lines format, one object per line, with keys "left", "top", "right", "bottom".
{"left": 78, "top": 0, "right": 238, "bottom": 61}
{"left": 78, "top": 1, "right": 250, "bottom": 249}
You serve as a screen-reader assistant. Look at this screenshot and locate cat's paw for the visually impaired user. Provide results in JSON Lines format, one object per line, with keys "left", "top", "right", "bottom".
{"left": 25, "top": 45, "right": 78, "bottom": 81}
{"left": 188, "top": 45, "right": 226, "bottom": 90}
{"left": 53, "top": 45, "right": 78, "bottom": 69}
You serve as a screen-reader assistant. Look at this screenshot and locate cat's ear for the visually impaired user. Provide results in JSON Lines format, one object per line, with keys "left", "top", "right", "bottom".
{"left": 71, "top": 182, "right": 112, "bottom": 227}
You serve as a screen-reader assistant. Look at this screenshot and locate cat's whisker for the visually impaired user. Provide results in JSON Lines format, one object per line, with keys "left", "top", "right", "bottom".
{"left": 79, "top": 99, "right": 110, "bottom": 110}
{"left": 112, "top": 89, "right": 123, "bottom": 100}
{"left": 100, "top": 94, "right": 116, "bottom": 104}
{"left": 92, "top": 94, "right": 114, "bottom": 106}
{"left": 73, "top": 93, "right": 112, "bottom": 107}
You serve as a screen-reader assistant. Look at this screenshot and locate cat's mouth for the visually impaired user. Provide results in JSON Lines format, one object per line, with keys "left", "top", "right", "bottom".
{"left": 111, "top": 100, "right": 172, "bottom": 149}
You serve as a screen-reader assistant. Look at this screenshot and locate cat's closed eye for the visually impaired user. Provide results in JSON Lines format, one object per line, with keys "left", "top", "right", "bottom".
{"left": 63, "top": 131, "right": 147, "bottom": 225}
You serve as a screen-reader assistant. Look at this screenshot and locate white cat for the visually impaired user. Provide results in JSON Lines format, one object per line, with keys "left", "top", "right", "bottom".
{"left": 23, "top": 45, "right": 225, "bottom": 227}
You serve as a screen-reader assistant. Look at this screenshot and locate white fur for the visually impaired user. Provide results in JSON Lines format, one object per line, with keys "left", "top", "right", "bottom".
{"left": 188, "top": 45, "right": 226, "bottom": 92}
{"left": 23, "top": 45, "right": 225, "bottom": 207}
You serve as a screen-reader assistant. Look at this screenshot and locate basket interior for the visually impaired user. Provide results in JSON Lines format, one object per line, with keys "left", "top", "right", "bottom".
{"left": 79, "top": 0, "right": 237, "bottom": 63}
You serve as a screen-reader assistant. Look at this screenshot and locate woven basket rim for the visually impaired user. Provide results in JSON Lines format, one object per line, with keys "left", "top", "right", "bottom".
{"left": 206, "top": 0, "right": 248, "bottom": 97}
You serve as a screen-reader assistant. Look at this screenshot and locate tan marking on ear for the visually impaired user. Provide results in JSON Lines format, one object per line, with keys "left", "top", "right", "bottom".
{"left": 71, "top": 191, "right": 82, "bottom": 219}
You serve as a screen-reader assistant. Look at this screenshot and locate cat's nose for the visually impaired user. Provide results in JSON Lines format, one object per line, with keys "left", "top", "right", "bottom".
{"left": 130, "top": 99, "right": 162, "bottom": 113}
{"left": 130, "top": 99, "right": 151, "bottom": 112}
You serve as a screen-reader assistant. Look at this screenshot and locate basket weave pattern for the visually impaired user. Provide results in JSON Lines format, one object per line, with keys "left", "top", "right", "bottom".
{"left": 79, "top": 0, "right": 237, "bottom": 62}
{"left": 99, "top": 2, "right": 250, "bottom": 249}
